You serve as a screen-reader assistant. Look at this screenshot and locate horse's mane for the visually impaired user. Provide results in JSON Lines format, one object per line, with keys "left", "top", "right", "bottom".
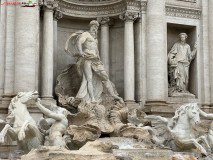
{"left": 6, "top": 92, "right": 25, "bottom": 124}
{"left": 169, "top": 103, "right": 199, "bottom": 128}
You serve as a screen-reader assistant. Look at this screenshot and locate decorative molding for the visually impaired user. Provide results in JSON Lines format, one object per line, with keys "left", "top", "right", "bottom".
{"left": 54, "top": 10, "right": 63, "bottom": 21}
{"left": 56, "top": 0, "right": 201, "bottom": 20}
{"left": 166, "top": 5, "right": 201, "bottom": 19}
{"left": 97, "top": 17, "right": 115, "bottom": 26}
{"left": 58, "top": 0, "right": 140, "bottom": 18}
{"left": 176, "top": 0, "right": 196, "bottom": 3}
{"left": 141, "top": 1, "right": 147, "bottom": 12}
{"left": 119, "top": 11, "right": 140, "bottom": 22}
{"left": 43, "top": 0, "right": 59, "bottom": 11}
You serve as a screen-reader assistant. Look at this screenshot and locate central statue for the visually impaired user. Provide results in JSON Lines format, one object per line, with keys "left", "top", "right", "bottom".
{"left": 65, "top": 20, "right": 122, "bottom": 103}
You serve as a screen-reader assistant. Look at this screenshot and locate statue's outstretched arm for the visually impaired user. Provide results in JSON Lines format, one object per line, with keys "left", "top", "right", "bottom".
{"left": 36, "top": 101, "right": 63, "bottom": 121}
{"left": 199, "top": 109, "right": 213, "bottom": 119}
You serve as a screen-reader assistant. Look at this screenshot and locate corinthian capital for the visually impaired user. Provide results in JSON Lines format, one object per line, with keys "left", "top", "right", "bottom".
{"left": 97, "top": 17, "right": 114, "bottom": 26}
{"left": 43, "top": 0, "right": 59, "bottom": 11}
{"left": 54, "top": 10, "right": 63, "bottom": 21}
{"left": 119, "top": 11, "right": 140, "bottom": 22}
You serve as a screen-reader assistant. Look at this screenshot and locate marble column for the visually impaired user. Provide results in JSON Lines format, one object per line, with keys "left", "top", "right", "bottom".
{"left": 14, "top": 0, "right": 39, "bottom": 93}
{"left": 3, "top": 2, "right": 16, "bottom": 100}
{"left": 201, "top": 0, "right": 210, "bottom": 106}
{"left": 0, "top": 0, "right": 6, "bottom": 99}
{"left": 41, "top": 5, "right": 54, "bottom": 99}
{"left": 53, "top": 10, "right": 63, "bottom": 90}
{"left": 209, "top": 0, "right": 213, "bottom": 104}
{"left": 146, "top": 0, "right": 167, "bottom": 102}
{"left": 134, "top": 18, "right": 142, "bottom": 103}
{"left": 120, "top": 12, "right": 139, "bottom": 102}
{"left": 99, "top": 17, "right": 110, "bottom": 74}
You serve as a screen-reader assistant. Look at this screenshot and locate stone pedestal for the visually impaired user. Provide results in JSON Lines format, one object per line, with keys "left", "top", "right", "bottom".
{"left": 145, "top": 0, "right": 168, "bottom": 112}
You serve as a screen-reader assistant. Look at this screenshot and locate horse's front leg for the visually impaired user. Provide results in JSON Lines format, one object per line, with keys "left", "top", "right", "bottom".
{"left": 190, "top": 138, "right": 207, "bottom": 154}
{"left": 18, "top": 120, "right": 30, "bottom": 141}
{"left": 178, "top": 138, "right": 207, "bottom": 154}
{"left": 18, "top": 120, "right": 42, "bottom": 141}
{"left": 0, "top": 124, "right": 17, "bottom": 143}
{"left": 196, "top": 136, "right": 211, "bottom": 152}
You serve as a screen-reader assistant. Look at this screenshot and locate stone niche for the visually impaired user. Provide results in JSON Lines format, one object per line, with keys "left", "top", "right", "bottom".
{"left": 55, "top": 17, "right": 125, "bottom": 98}
{"left": 167, "top": 23, "right": 198, "bottom": 98}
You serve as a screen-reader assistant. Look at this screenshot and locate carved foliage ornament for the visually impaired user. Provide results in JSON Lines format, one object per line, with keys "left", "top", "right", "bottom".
{"left": 97, "top": 17, "right": 114, "bottom": 26}
{"left": 43, "top": 0, "right": 59, "bottom": 11}
{"left": 54, "top": 10, "right": 63, "bottom": 21}
{"left": 119, "top": 11, "right": 140, "bottom": 21}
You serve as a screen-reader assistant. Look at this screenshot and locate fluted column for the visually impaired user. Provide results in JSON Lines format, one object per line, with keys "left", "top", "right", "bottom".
{"left": 3, "top": 1, "right": 15, "bottom": 100}
{"left": 134, "top": 18, "right": 142, "bottom": 103}
{"left": 0, "top": 0, "right": 6, "bottom": 99}
{"left": 209, "top": 0, "right": 213, "bottom": 105}
{"left": 146, "top": 0, "right": 167, "bottom": 102}
{"left": 53, "top": 10, "right": 63, "bottom": 90}
{"left": 41, "top": 3, "right": 55, "bottom": 99}
{"left": 120, "top": 12, "right": 139, "bottom": 102}
{"left": 99, "top": 17, "right": 110, "bottom": 74}
{"left": 14, "top": 0, "right": 39, "bottom": 93}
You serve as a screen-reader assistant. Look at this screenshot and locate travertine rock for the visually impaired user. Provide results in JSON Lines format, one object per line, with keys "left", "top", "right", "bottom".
{"left": 172, "top": 153, "right": 198, "bottom": 160}
{"left": 21, "top": 140, "right": 117, "bottom": 160}
{"left": 67, "top": 125, "right": 101, "bottom": 145}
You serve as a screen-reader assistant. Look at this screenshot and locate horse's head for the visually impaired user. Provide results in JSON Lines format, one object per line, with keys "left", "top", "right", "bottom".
{"left": 17, "top": 91, "right": 39, "bottom": 104}
{"left": 187, "top": 103, "right": 200, "bottom": 125}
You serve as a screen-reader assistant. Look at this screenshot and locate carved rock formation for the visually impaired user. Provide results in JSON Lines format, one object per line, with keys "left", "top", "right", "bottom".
{"left": 55, "top": 64, "right": 152, "bottom": 146}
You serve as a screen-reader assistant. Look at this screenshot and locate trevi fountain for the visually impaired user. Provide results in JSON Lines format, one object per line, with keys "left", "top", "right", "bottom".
{"left": 1, "top": 0, "right": 213, "bottom": 160}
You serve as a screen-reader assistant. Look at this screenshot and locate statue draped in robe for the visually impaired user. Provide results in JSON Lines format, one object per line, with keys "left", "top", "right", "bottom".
{"left": 65, "top": 20, "right": 122, "bottom": 103}
{"left": 168, "top": 33, "right": 197, "bottom": 97}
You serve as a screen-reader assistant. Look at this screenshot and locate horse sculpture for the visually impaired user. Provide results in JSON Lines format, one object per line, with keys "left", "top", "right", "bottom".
{"left": 145, "top": 103, "right": 213, "bottom": 154}
{"left": 0, "top": 91, "right": 43, "bottom": 153}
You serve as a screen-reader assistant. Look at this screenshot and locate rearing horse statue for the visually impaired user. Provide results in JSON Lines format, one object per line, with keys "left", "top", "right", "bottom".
{"left": 146, "top": 103, "right": 213, "bottom": 154}
{"left": 0, "top": 91, "right": 43, "bottom": 153}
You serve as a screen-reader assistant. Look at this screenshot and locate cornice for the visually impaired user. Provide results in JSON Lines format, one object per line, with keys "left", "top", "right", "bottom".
{"left": 166, "top": 4, "right": 201, "bottom": 19}
{"left": 56, "top": 0, "right": 201, "bottom": 20}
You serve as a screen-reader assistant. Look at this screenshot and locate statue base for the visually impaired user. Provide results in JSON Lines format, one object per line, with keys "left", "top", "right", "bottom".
{"left": 170, "top": 92, "right": 195, "bottom": 99}
{"left": 144, "top": 101, "right": 173, "bottom": 117}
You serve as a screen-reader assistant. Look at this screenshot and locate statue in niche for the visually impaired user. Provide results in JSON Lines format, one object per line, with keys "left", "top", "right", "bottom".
{"left": 168, "top": 33, "right": 197, "bottom": 97}
{"left": 64, "top": 20, "right": 122, "bottom": 103}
